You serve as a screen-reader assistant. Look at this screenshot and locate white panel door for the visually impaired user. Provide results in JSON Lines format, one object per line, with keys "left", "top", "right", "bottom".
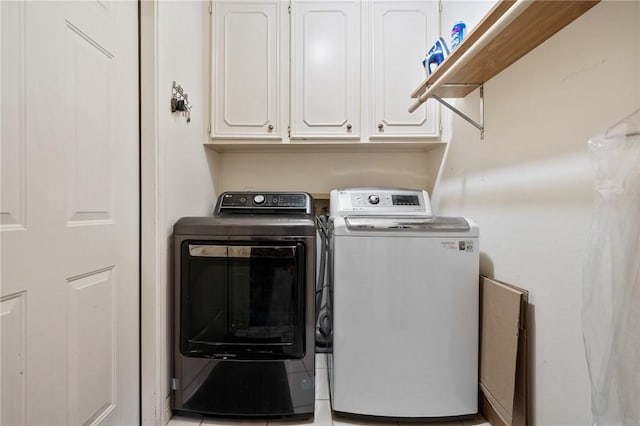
{"left": 291, "top": 1, "right": 360, "bottom": 139}
{"left": 0, "top": 1, "right": 139, "bottom": 425}
{"left": 372, "top": 1, "right": 439, "bottom": 137}
{"left": 212, "top": 1, "right": 286, "bottom": 139}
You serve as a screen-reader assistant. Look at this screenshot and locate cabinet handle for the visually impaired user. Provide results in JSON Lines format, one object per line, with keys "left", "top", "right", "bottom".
{"left": 378, "top": 123, "right": 384, "bottom": 131}
{"left": 346, "top": 124, "right": 352, "bottom": 131}
{"left": 268, "top": 124, "right": 274, "bottom": 131}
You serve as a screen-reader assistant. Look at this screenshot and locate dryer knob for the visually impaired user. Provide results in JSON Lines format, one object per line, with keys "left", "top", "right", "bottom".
{"left": 253, "top": 194, "right": 266, "bottom": 205}
{"left": 368, "top": 195, "right": 380, "bottom": 205}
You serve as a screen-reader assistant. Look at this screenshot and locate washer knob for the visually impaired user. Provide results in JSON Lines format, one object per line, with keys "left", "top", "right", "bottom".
{"left": 253, "top": 194, "right": 266, "bottom": 205}
{"left": 368, "top": 195, "right": 380, "bottom": 205}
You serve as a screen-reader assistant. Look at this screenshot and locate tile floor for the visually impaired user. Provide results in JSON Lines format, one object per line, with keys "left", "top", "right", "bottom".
{"left": 168, "top": 354, "right": 490, "bottom": 426}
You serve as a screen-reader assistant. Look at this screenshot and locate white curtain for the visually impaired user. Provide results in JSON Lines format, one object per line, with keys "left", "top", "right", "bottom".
{"left": 583, "top": 108, "right": 640, "bottom": 426}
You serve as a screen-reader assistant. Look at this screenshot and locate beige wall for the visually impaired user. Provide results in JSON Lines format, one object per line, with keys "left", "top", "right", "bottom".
{"left": 142, "top": 1, "right": 217, "bottom": 424}
{"left": 432, "top": 1, "right": 640, "bottom": 425}
{"left": 214, "top": 148, "right": 443, "bottom": 199}
{"left": 157, "top": 4, "right": 217, "bottom": 420}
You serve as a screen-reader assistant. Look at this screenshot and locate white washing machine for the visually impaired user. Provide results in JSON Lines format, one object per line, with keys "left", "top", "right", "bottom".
{"left": 328, "top": 188, "right": 479, "bottom": 419}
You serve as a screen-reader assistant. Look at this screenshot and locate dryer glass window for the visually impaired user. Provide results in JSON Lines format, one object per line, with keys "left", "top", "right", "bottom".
{"left": 180, "top": 241, "right": 306, "bottom": 359}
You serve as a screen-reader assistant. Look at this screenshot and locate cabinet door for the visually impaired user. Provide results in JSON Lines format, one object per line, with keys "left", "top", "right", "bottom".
{"left": 212, "top": 1, "right": 285, "bottom": 139}
{"left": 372, "top": 1, "right": 439, "bottom": 137}
{"left": 291, "top": 1, "right": 360, "bottom": 139}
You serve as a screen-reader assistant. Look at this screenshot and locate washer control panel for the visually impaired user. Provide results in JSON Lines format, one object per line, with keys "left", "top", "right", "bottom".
{"left": 330, "top": 188, "right": 432, "bottom": 216}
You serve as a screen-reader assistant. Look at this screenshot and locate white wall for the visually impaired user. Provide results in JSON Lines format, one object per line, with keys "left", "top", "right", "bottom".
{"left": 142, "top": 1, "right": 217, "bottom": 424}
{"left": 216, "top": 149, "right": 439, "bottom": 198}
{"left": 440, "top": 0, "right": 494, "bottom": 47}
{"left": 433, "top": 1, "right": 640, "bottom": 425}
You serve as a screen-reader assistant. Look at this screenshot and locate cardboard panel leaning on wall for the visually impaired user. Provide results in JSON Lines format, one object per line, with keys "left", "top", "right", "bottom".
{"left": 480, "top": 276, "right": 528, "bottom": 426}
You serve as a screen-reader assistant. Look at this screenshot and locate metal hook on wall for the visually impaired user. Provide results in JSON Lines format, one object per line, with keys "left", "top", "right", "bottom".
{"left": 171, "top": 81, "right": 192, "bottom": 123}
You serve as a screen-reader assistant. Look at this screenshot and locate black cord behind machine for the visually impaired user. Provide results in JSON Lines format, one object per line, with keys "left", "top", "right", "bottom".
{"left": 315, "top": 215, "right": 332, "bottom": 352}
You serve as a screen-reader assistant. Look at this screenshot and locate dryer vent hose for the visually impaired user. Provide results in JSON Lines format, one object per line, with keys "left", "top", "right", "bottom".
{"left": 315, "top": 215, "right": 332, "bottom": 351}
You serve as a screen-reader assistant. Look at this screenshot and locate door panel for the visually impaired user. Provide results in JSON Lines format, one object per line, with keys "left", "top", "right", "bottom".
{"left": 302, "top": 10, "right": 348, "bottom": 126}
{"left": 372, "top": 1, "right": 439, "bottom": 137}
{"left": 291, "top": 1, "right": 360, "bottom": 138}
{"left": 0, "top": 1, "right": 139, "bottom": 425}
{"left": 224, "top": 11, "right": 270, "bottom": 126}
{"left": 66, "top": 267, "right": 115, "bottom": 425}
{"left": 65, "top": 22, "right": 115, "bottom": 225}
{"left": 0, "top": 0, "right": 27, "bottom": 230}
{"left": 212, "top": 1, "right": 282, "bottom": 138}
{"left": 1, "top": 292, "right": 27, "bottom": 426}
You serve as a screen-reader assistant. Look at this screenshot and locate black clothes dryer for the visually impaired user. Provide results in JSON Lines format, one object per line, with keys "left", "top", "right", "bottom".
{"left": 172, "top": 192, "right": 316, "bottom": 419}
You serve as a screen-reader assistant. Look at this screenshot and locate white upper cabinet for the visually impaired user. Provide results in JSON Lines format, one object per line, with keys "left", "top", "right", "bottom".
{"left": 211, "top": 1, "right": 287, "bottom": 139}
{"left": 290, "top": 1, "right": 361, "bottom": 139}
{"left": 209, "top": 0, "right": 440, "bottom": 146}
{"left": 371, "top": 1, "right": 439, "bottom": 137}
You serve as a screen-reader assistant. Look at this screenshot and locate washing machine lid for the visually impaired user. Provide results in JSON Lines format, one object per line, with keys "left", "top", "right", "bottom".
{"left": 344, "top": 216, "right": 470, "bottom": 232}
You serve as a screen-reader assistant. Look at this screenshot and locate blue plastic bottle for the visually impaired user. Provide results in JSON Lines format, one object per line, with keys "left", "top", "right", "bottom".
{"left": 451, "top": 21, "right": 466, "bottom": 50}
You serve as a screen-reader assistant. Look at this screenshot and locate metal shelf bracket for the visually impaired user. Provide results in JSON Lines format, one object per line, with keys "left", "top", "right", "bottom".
{"left": 432, "top": 84, "right": 484, "bottom": 139}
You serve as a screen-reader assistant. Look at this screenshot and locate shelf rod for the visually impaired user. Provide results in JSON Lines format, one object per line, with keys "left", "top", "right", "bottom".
{"left": 433, "top": 84, "right": 484, "bottom": 139}
{"left": 408, "top": 0, "right": 533, "bottom": 113}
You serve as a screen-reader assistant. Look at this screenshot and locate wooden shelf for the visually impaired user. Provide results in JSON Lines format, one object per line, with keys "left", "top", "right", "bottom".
{"left": 411, "top": 0, "right": 600, "bottom": 99}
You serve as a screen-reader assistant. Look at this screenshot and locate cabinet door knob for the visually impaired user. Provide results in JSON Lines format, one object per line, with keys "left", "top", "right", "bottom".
{"left": 346, "top": 124, "right": 352, "bottom": 131}
{"left": 378, "top": 123, "right": 384, "bottom": 130}
{"left": 268, "top": 124, "right": 274, "bottom": 131}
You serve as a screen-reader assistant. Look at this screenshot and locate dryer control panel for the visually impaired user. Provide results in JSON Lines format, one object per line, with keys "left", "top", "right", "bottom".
{"left": 215, "top": 191, "right": 313, "bottom": 215}
{"left": 330, "top": 188, "right": 432, "bottom": 216}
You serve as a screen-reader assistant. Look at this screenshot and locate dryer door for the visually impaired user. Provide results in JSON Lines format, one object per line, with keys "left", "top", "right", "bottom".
{"left": 179, "top": 240, "right": 307, "bottom": 359}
